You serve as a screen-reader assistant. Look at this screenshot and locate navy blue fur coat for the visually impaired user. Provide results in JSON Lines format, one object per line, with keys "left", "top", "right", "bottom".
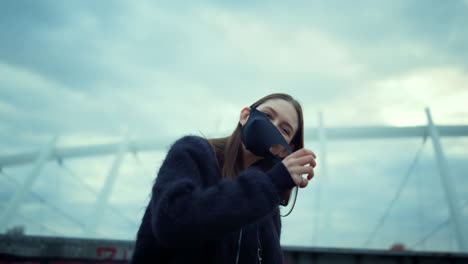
{"left": 131, "top": 136, "right": 296, "bottom": 264}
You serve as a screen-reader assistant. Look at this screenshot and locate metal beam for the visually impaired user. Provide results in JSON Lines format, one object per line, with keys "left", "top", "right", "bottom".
{"left": 0, "top": 136, "right": 57, "bottom": 233}
{"left": 308, "top": 125, "right": 468, "bottom": 140}
{"left": 1, "top": 125, "right": 468, "bottom": 168}
{"left": 426, "top": 109, "right": 468, "bottom": 251}
{"left": 83, "top": 135, "right": 129, "bottom": 237}
{"left": 0, "top": 138, "right": 169, "bottom": 167}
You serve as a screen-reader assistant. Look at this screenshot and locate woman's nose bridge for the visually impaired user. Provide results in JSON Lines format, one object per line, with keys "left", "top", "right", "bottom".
{"left": 272, "top": 119, "right": 281, "bottom": 130}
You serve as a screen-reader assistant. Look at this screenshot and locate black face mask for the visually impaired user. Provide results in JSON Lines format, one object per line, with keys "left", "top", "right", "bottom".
{"left": 241, "top": 107, "right": 292, "bottom": 160}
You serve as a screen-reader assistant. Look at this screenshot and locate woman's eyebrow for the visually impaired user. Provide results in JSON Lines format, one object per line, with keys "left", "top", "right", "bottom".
{"left": 264, "top": 106, "right": 278, "bottom": 116}
{"left": 264, "top": 106, "right": 294, "bottom": 132}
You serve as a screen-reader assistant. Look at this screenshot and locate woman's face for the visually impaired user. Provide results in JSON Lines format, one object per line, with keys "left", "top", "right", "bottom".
{"left": 241, "top": 98, "right": 299, "bottom": 144}
{"left": 256, "top": 99, "right": 299, "bottom": 144}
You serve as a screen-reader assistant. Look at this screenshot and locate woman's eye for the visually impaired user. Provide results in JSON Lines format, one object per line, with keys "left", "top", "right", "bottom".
{"left": 264, "top": 112, "right": 272, "bottom": 118}
{"left": 282, "top": 128, "right": 290, "bottom": 135}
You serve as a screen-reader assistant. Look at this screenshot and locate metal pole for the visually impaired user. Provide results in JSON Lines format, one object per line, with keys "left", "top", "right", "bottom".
{"left": 0, "top": 136, "right": 58, "bottom": 233}
{"left": 425, "top": 108, "right": 467, "bottom": 251}
{"left": 313, "top": 112, "right": 328, "bottom": 246}
{"left": 83, "top": 134, "right": 129, "bottom": 237}
{"left": 318, "top": 112, "right": 328, "bottom": 183}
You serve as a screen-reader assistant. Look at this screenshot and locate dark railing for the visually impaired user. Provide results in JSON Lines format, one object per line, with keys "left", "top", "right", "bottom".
{"left": 2, "top": 235, "right": 468, "bottom": 264}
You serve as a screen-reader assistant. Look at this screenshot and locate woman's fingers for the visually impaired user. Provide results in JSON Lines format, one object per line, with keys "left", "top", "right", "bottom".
{"left": 282, "top": 148, "right": 317, "bottom": 188}
{"left": 295, "top": 176, "right": 309, "bottom": 188}
{"left": 289, "top": 148, "right": 316, "bottom": 159}
{"left": 300, "top": 178, "right": 308, "bottom": 188}
{"left": 290, "top": 165, "right": 314, "bottom": 178}
{"left": 289, "top": 155, "right": 316, "bottom": 168}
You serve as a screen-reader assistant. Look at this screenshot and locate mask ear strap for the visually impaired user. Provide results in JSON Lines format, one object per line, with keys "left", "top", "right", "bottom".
{"left": 281, "top": 186, "right": 299, "bottom": 217}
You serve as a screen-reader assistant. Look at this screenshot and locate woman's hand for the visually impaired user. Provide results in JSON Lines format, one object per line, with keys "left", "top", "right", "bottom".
{"left": 282, "top": 148, "right": 317, "bottom": 188}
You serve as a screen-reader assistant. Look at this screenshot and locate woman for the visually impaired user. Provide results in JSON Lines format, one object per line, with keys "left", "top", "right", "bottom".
{"left": 131, "top": 93, "right": 317, "bottom": 264}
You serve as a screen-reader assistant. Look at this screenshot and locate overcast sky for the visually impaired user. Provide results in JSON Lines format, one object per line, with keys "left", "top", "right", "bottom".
{"left": 1, "top": 0, "right": 468, "bottom": 253}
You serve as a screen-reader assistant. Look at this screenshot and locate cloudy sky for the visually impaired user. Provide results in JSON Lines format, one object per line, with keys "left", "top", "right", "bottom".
{"left": 1, "top": 0, "right": 468, "bottom": 253}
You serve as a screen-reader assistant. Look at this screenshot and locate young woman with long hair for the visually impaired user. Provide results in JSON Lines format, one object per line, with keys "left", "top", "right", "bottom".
{"left": 131, "top": 93, "right": 317, "bottom": 264}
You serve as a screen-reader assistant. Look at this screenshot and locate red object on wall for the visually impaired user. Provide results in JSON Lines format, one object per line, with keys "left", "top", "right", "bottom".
{"left": 390, "top": 243, "right": 406, "bottom": 251}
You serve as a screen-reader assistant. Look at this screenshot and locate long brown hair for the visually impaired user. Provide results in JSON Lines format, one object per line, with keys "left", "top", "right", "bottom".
{"left": 208, "top": 93, "right": 304, "bottom": 206}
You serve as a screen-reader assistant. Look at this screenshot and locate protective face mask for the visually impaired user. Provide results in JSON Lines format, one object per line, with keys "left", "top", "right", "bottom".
{"left": 240, "top": 107, "right": 292, "bottom": 160}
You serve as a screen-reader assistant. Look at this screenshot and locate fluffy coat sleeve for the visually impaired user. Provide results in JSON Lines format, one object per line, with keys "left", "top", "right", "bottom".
{"left": 149, "top": 136, "right": 295, "bottom": 248}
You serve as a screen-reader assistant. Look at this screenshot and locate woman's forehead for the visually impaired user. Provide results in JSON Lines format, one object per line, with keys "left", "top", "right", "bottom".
{"left": 257, "top": 99, "right": 299, "bottom": 130}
